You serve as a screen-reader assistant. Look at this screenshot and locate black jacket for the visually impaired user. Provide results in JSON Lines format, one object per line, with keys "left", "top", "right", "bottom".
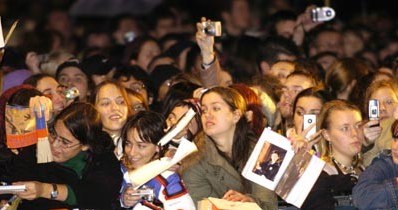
{"left": 0, "top": 148, "right": 122, "bottom": 210}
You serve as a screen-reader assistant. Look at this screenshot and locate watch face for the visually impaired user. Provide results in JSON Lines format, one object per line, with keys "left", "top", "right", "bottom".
{"left": 51, "top": 184, "right": 58, "bottom": 199}
{"left": 51, "top": 191, "right": 58, "bottom": 199}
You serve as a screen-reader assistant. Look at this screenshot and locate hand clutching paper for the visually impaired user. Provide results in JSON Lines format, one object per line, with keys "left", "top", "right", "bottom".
{"left": 127, "top": 108, "right": 198, "bottom": 189}
{"left": 128, "top": 137, "right": 197, "bottom": 189}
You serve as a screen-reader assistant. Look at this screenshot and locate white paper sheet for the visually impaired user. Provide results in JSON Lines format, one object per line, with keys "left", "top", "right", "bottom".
{"left": 128, "top": 138, "right": 197, "bottom": 189}
{"left": 158, "top": 108, "right": 196, "bottom": 146}
{"left": 0, "top": 185, "right": 26, "bottom": 194}
{"left": 0, "top": 17, "right": 4, "bottom": 48}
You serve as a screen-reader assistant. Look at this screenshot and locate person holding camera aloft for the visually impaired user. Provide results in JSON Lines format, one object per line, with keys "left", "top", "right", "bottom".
{"left": 119, "top": 111, "right": 195, "bottom": 210}
{"left": 195, "top": 17, "right": 233, "bottom": 88}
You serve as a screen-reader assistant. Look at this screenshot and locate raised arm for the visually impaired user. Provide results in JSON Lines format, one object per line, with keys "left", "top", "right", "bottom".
{"left": 196, "top": 17, "right": 223, "bottom": 88}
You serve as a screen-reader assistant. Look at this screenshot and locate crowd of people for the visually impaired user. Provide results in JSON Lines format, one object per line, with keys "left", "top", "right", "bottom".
{"left": 1, "top": 0, "right": 398, "bottom": 209}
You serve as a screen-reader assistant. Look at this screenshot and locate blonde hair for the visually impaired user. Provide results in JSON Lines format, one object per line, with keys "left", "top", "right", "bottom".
{"left": 316, "top": 100, "right": 361, "bottom": 164}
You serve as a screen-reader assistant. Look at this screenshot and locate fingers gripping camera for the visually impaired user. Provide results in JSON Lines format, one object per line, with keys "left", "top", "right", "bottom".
{"left": 202, "top": 21, "right": 222, "bottom": 36}
{"left": 311, "top": 7, "right": 336, "bottom": 22}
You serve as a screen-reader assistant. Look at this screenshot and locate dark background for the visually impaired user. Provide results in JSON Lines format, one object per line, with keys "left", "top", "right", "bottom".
{"left": 1, "top": 0, "right": 397, "bottom": 21}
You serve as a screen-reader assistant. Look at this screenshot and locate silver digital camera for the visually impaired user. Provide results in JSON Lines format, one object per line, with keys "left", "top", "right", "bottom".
{"left": 368, "top": 99, "right": 380, "bottom": 121}
{"left": 202, "top": 21, "right": 222, "bottom": 37}
{"left": 311, "top": 7, "right": 336, "bottom": 22}
{"left": 131, "top": 188, "right": 154, "bottom": 202}
{"left": 64, "top": 87, "right": 80, "bottom": 100}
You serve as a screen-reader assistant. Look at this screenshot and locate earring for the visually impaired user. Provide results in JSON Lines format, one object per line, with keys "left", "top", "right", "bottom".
{"left": 328, "top": 142, "right": 333, "bottom": 158}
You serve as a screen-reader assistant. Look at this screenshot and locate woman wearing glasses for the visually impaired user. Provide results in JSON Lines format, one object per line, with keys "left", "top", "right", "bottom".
{"left": 11, "top": 102, "right": 122, "bottom": 209}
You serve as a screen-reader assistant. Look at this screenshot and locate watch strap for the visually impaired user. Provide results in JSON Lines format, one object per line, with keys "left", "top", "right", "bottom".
{"left": 50, "top": 183, "right": 58, "bottom": 200}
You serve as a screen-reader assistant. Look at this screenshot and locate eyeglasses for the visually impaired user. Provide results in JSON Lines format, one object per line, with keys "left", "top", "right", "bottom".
{"left": 129, "top": 82, "right": 146, "bottom": 93}
{"left": 49, "top": 128, "right": 81, "bottom": 149}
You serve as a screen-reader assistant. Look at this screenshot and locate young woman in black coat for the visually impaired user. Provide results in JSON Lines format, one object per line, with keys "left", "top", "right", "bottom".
{"left": 7, "top": 102, "right": 122, "bottom": 209}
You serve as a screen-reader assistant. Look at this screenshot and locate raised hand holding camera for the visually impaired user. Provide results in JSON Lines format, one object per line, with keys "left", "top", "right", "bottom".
{"left": 363, "top": 99, "right": 382, "bottom": 146}
{"left": 202, "top": 21, "right": 222, "bottom": 37}
{"left": 311, "top": 7, "right": 336, "bottom": 22}
{"left": 368, "top": 99, "right": 380, "bottom": 122}
{"left": 196, "top": 17, "right": 215, "bottom": 64}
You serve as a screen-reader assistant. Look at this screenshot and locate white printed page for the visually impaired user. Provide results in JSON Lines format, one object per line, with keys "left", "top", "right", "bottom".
{"left": 242, "top": 128, "right": 295, "bottom": 191}
{"left": 283, "top": 155, "right": 325, "bottom": 207}
{"left": 158, "top": 108, "right": 196, "bottom": 146}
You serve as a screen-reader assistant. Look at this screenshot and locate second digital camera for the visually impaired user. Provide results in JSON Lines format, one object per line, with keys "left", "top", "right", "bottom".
{"left": 202, "top": 21, "right": 222, "bottom": 37}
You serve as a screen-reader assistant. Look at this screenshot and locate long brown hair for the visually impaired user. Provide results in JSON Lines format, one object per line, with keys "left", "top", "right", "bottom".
{"left": 201, "top": 87, "right": 256, "bottom": 170}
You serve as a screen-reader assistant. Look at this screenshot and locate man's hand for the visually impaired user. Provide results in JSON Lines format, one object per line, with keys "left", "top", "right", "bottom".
{"left": 196, "top": 17, "right": 215, "bottom": 64}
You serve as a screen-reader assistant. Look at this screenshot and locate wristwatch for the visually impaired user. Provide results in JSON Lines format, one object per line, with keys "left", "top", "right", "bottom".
{"left": 50, "top": 183, "right": 58, "bottom": 200}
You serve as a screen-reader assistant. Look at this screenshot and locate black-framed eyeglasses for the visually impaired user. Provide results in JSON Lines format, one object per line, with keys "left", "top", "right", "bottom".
{"left": 49, "top": 128, "right": 81, "bottom": 149}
